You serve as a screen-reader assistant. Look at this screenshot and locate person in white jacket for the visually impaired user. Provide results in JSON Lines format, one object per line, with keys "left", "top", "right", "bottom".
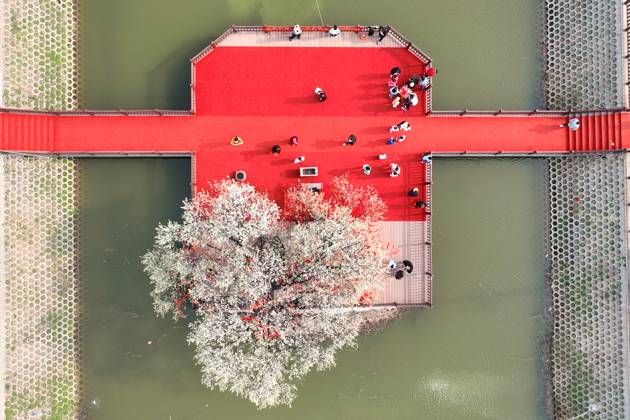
{"left": 390, "top": 163, "right": 401, "bottom": 177}
{"left": 289, "top": 24, "right": 302, "bottom": 41}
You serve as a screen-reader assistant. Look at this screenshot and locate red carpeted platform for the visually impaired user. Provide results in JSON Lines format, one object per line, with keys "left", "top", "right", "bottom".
{"left": 2, "top": 45, "right": 619, "bottom": 221}
{"left": 194, "top": 47, "right": 427, "bottom": 117}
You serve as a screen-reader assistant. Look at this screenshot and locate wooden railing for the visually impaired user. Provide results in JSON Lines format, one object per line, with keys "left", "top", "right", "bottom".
{"left": 623, "top": 0, "right": 630, "bottom": 108}
{"left": 191, "top": 153, "right": 198, "bottom": 194}
{"left": 387, "top": 27, "right": 431, "bottom": 64}
{"left": 430, "top": 150, "right": 627, "bottom": 157}
{"left": 383, "top": 26, "right": 434, "bottom": 114}
{"left": 429, "top": 107, "right": 630, "bottom": 117}
{"left": 424, "top": 158, "right": 433, "bottom": 306}
{"left": 1, "top": 106, "right": 626, "bottom": 119}
{"left": 0, "top": 107, "right": 191, "bottom": 116}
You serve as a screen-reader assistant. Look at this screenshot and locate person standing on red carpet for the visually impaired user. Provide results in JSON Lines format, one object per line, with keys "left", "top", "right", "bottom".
{"left": 398, "top": 121, "right": 411, "bottom": 131}
{"left": 560, "top": 118, "right": 580, "bottom": 131}
{"left": 407, "top": 75, "right": 420, "bottom": 89}
{"left": 419, "top": 76, "right": 431, "bottom": 91}
{"left": 386, "top": 135, "right": 405, "bottom": 145}
{"left": 388, "top": 86, "right": 399, "bottom": 99}
{"left": 314, "top": 87, "right": 327, "bottom": 102}
{"left": 289, "top": 136, "right": 298, "bottom": 145}
{"left": 390, "top": 163, "right": 400, "bottom": 177}
{"left": 401, "top": 98, "right": 411, "bottom": 111}
{"left": 272, "top": 145, "right": 281, "bottom": 155}
{"left": 399, "top": 84, "right": 411, "bottom": 100}
{"left": 390, "top": 121, "right": 411, "bottom": 133}
{"left": 409, "top": 92, "right": 419, "bottom": 107}
{"left": 425, "top": 67, "right": 437, "bottom": 77}
{"left": 342, "top": 134, "right": 357, "bottom": 146}
{"left": 293, "top": 156, "right": 305, "bottom": 164}
{"left": 390, "top": 67, "right": 401, "bottom": 84}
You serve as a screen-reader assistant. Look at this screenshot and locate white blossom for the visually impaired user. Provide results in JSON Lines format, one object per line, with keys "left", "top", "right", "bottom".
{"left": 143, "top": 178, "right": 397, "bottom": 408}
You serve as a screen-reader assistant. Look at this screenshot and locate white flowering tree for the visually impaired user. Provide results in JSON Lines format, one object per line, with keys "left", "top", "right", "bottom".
{"left": 143, "top": 176, "right": 396, "bottom": 408}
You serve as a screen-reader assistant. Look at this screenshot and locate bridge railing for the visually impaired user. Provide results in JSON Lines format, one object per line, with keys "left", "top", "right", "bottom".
{"left": 424, "top": 157, "right": 433, "bottom": 306}
{"left": 383, "top": 27, "right": 435, "bottom": 114}
{"left": 190, "top": 26, "right": 236, "bottom": 64}
{"left": 429, "top": 150, "right": 627, "bottom": 157}
{"left": 191, "top": 153, "right": 198, "bottom": 194}
{"left": 387, "top": 27, "right": 431, "bottom": 64}
{"left": 428, "top": 107, "right": 630, "bottom": 117}
{"left": 1, "top": 106, "right": 626, "bottom": 118}
{"left": 257, "top": 25, "right": 365, "bottom": 33}
{"left": 0, "top": 107, "right": 191, "bottom": 116}
{"left": 1, "top": 106, "right": 625, "bottom": 118}
{"left": 623, "top": 0, "right": 630, "bottom": 108}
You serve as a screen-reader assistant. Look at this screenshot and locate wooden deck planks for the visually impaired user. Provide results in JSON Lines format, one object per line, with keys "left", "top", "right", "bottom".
{"left": 373, "top": 221, "right": 429, "bottom": 305}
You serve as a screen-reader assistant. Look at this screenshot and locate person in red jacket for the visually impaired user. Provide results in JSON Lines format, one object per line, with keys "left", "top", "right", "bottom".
{"left": 425, "top": 67, "right": 437, "bottom": 77}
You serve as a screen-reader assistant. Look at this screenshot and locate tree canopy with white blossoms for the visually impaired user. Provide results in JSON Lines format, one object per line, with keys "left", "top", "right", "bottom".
{"left": 142, "top": 176, "right": 396, "bottom": 408}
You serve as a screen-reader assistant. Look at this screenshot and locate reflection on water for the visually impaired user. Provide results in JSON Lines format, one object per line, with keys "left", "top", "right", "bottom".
{"left": 81, "top": 158, "right": 547, "bottom": 420}
{"left": 81, "top": 0, "right": 541, "bottom": 111}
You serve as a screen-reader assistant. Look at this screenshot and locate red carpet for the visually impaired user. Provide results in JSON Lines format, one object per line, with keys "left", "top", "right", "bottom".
{"left": 49, "top": 113, "right": 569, "bottom": 221}
{"left": 2, "top": 46, "right": 620, "bottom": 221}
{"left": 195, "top": 47, "right": 427, "bottom": 116}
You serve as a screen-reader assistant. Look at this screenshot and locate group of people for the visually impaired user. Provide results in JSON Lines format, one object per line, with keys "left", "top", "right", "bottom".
{"left": 289, "top": 24, "right": 392, "bottom": 43}
{"left": 271, "top": 136, "right": 300, "bottom": 161}
{"left": 290, "top": 24, "right": 341, "bottom": 40}
{"left": 385, "top": 120, "right": 412, "bottom": 145}
{"left": 255, "top": 56, "right": 433, "bottom": 208}
{"left": 408, "top": 187, "right": 426, "bottom": 209}
{"left": 237, "top": 84, "right": 432, "bottom": 206}
{"left": 389, "top": 66, "right": 436, "bottom": 111}
{"left": 268, "top": 130, "right": 412, "bottom": 179}
{"left": 388, "top": 259, "right": 414, "bottom": 279}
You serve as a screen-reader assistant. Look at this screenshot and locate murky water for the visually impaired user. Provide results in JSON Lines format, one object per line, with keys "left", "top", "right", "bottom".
{"left": 80, "top": 1, "right": 547, "bottom": 417}
{"left": 81, "top": 0, "right": 542, "bottom": 111}
{"left": 80, "top": 158, "right": 547, "bottom": 420}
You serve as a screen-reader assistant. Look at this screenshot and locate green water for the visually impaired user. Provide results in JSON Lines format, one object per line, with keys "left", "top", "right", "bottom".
{"left": 81, "top": 158, "right": 547, "bottom": 420}
{"left": 81, "top": 0, "right": 542, "bottom": 111}
{"left": 80, "top": 1, "right": 547, "bottom": 417}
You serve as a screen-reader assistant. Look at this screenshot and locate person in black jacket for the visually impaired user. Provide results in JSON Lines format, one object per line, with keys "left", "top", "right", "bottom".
{"left": 402, "top": 260, "right": 414, "bottom": 273}
{"left": 377, "top": 26, "right": 390, "bottom": 44}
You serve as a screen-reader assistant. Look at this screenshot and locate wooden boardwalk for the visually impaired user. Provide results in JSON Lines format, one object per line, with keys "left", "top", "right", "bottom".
{"left": 374, "top": 221, "right": 430, "bottom": 306}
{"left": 217, "top": 28, "right": 403, "bottom": 48}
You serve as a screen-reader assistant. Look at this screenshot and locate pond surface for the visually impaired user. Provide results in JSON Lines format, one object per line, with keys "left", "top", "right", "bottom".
{"left": 81, "top": 0, "right": 542, "bottom": 111}
{"left": 80, "top": 158, "right": 548, "bottom": 420}
{"left": 79, "top": 1, "right": 547, "bottom": 417}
